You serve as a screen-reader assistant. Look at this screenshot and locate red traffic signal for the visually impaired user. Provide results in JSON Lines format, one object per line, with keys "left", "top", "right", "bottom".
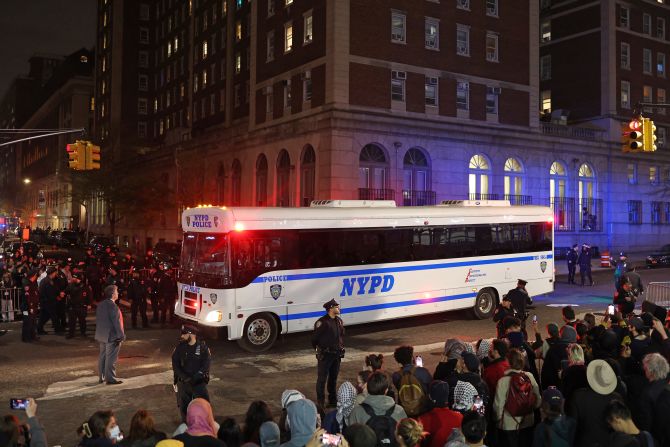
{"left": 629, "top": 119, "right": 642, "bottom": 131}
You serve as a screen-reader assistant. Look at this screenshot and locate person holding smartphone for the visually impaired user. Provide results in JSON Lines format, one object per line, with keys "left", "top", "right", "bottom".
{"left": 7, "top": 398, "right": 48, "bottom": 447}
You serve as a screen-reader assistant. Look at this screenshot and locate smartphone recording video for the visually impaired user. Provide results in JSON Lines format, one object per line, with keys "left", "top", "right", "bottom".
{"left": 322, "top": 434, "right": 342, "bottom": 446}
{"left": 9, "top": 399, "right": 27, "bottom": 410}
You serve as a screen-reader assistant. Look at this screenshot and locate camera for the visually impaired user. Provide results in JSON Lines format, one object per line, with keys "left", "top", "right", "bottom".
{"left": 415, "top": 355, "right": 423, "bottom": 367}
{"left": 10, "top": 399, "right": 28, "bottom": 410}
{"left": 322, "top": 434, "right": 341, "bottom": 446}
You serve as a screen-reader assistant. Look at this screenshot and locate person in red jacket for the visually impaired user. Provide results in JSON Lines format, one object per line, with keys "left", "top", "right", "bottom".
{"left": 418, "top": 381, "right": 462, "bottom": 447}
{"left": 481, "top": 339, "right": 510, "bottom": 394}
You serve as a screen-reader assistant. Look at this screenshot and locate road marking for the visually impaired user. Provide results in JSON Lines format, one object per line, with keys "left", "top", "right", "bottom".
{"left": 545, "top": 304, "right": 581, "bottom": 307}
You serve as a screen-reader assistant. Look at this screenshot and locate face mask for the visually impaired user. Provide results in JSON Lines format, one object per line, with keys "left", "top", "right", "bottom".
{"left": 108, "top": 426, "right": 123, "bottom": 442}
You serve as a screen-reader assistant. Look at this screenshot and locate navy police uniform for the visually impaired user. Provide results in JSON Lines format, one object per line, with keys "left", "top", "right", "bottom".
{"left": 21, "top": 272, "right": 40, "bottom": 342}
{"left": 127, "top": 275, "right": 150, "bottom": 328}
{"left": 578, "top": 245, "right": 593, "bottom": 286}
{"left": 66, "top": 275, "right": 89, "bottom": 338}
{"left": 172, "top": 324, "right": 211, "bottom": 421}
{"left": 311, "top": 298, "right": 345, "bottom": 408}
{"left": 566, "top": 245, "right": 578, "bottom": 284}
{"left": 492, "top": 297, "right": 517, "bottom": 338}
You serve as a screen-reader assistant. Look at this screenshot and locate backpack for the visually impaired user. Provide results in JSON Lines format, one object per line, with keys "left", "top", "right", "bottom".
{"left": 397, "top": 367, "right": 429, "bottom": 417}
{"left": 361, "top": 403, "right": 398, "bottom": 447}
{"left": 503, "top": 372, "right": 537, "bottom": 419}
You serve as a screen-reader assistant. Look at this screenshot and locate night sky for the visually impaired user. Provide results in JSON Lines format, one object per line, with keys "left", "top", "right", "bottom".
{"left": 0, "top": 0, "right": 97, "bottom": 98}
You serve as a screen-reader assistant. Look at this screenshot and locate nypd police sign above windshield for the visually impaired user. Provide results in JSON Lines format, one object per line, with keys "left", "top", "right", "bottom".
{"left": 182, "top": 207, "right": 230, "bottom": 232}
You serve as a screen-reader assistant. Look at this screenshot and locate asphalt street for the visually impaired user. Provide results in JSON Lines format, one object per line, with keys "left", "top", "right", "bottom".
{"left": 0, "top": 266, "right": 668, "bottom": 446}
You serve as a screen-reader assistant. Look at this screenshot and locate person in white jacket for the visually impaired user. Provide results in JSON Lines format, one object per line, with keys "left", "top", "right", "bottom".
{"left": 493, "top": 348, "right": 541, "bottom": 447}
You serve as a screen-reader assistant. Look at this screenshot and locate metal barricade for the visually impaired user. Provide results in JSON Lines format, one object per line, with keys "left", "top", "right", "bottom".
{"left": 645, "top": 282, "right": 670, "bottom": 308}
{"left": 0, "top": 287, "right": 22, "bottom": 322}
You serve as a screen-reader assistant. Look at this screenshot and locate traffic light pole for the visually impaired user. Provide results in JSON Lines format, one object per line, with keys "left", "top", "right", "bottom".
{"left": 0, "top": 128, "right": 85, "bottom": 148}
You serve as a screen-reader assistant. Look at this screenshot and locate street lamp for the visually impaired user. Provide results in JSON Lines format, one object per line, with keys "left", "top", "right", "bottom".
{"left": 23, "top": 178, "right": 31, "bottom": 184}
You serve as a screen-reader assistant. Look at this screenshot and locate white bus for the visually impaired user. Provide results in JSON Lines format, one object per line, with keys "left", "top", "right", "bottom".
{"left": 176, "top": 200, "right": 554, "bottom": 351}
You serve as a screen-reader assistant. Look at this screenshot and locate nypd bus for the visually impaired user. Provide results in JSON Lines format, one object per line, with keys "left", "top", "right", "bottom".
{"left": 176, "top": 200, "right": 554, "bottom": 351}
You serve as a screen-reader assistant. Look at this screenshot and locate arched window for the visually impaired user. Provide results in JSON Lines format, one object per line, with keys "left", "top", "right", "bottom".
{"left": 578, "top": 163, "right": 598, "bottom": 230}
{"left": 468, "top": 154, "right": 492, "bottom": 200}
{"left": 403, "top": 148, "right": 432, "bottom": 205}
{"left": 215, "top": 162, "right": 225, "bottom": 205}
{"left": 231, "top": 159, "right": 241, "bottom": 206}
{"left": 359, "top": 144, "right": 392, "bottom": 199}
{"left": 301, "top": 145, "right": 316, "bottom": 206}
{"left": 256, "top": 154, "right": 268, "bottom": 206}
{"left": 277, "top": 150, "right": 291, "bottom": 207}
{"left": 549, "top": 161, "right": 571, "bottom": 230}
{"left": 503, "top": 157, "right": 524, "bottom": 201}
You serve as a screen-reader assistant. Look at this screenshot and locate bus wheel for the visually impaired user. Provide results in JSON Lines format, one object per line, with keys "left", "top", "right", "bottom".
{"left": 473, "top": 289, "right": 496, "bottom": 319}
{"left": 237, "top": 313, "right": 278, "bottom": 352}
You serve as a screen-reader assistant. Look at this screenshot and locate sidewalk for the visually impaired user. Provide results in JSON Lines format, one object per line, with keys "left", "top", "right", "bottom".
{"left": 554, "top": 250, "right": 648, "bottom": 278}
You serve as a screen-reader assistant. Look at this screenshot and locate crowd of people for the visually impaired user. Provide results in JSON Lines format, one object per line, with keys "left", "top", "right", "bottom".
{"left": 3, "top": 303, "right": 670, "bottom": 447}
{"left": 0, "top": 244, "right": 178, "bottom": 341}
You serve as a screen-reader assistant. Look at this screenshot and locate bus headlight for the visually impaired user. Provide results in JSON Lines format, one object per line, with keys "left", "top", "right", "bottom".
{"left": 205, "top": 310, "right": 222, "bottom": 323}
{"left": 210, "top": 293, "right": 217, "bottom": 304}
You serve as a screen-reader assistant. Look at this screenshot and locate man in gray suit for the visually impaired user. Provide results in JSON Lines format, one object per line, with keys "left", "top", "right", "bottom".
{"left": 95, "top": 285, "right": 125, "bottom": 384}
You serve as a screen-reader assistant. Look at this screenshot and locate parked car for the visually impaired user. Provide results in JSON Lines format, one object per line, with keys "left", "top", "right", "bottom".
{"left": 646, "top": 244, "right": 670, "bottom": 268}
{"left": 88, "top": 236, "right": 117, "bottom": 254}
{"left": 153, "top": 241, "right": 181, "bottom": 268}
{"left": 58, "top": 230, "right": 80, "bottom": 248}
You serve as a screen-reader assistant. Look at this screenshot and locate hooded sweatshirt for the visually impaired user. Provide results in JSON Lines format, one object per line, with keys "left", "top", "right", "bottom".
{"left": 280, "top": 399, "right": 317, "bottom": 447}
{"left": 531, "top": 415, "right": 577, "bottom": 447}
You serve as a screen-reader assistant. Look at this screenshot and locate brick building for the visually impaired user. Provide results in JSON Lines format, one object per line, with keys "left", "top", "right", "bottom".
{"left": 94, "top": 0, "right": 670, "bottom": 253}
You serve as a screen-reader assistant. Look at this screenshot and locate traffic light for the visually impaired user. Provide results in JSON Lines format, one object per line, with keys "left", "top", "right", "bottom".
{"left": 66, "top": 142, "right": 85, "bottom": 170}
{"left": 86, "top": 143, "right": 101, "bottom": 169}
{"left": 622, "top": 118, "right": 644, "bottom": 152}
{"left": 643, "top": 118, "right": 657, "bottom": 152}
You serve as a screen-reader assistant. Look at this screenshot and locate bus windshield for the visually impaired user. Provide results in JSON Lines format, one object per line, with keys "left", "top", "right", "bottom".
{"left": 181, "top": 232, "right": 230, "bottom": 277}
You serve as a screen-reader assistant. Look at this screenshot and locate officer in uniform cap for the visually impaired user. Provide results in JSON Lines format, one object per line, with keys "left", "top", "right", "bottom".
{"left": 506, "top": 279, "right": 530, "bottom": 335}
{"left": 172, "top": 324, "right": 211, "bottom": 422}
{"left": 21, "top": 269, "right": 40, "bottom": 342}
{"left": 492, "top": 294, "right": 517, "bottom": 338}
{"left": 311, "top": 298, "right": 345, "bottom": 409}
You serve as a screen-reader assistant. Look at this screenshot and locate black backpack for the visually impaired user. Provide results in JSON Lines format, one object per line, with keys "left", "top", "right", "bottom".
{"left": 361, "top": 403, "right": 398, "bottom": 447}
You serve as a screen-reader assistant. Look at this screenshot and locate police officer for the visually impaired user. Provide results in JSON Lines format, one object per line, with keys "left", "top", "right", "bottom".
{"left": 119, "top": 252, "right": 136, "bottom": 272}
{"left": 66, "top": 273, "right": 88, "bottom": 338}
{"left": 578, "top": 244, "right": 593, "bottom": 286}
{"left": 157, "top": 264, "right": 177, "bottom": 326}
{"left": 172, "top": 324, "right": 211, "bottom": 422}
{"left": 492, "top": 294, "right": 517, "bottom": 338}
{"left": 127, "top": 271, "right": 150, "bottom": 328}
{"left": 567, "top": 244, "right": 578, "bottom": 285}
{"left": 144, "top": 249, "right": 157, "bottom": 269}
{"left": 37, "top": 267, "right": 60, "bottom": 334}
{"left": 612, "top": 252, "right": 628, "bottom": 287}
{"left": 506, "top": 279, "right": 529, "bottom": 320}
{"left": 311, "top": 298, "right": 345, "bottom": 409}
{"left": 21, "top": 269, "right": 40, "bottom": 342}
{"left": 614, "top": 277, "right": 637, "bottom": 317}
{"left": 148, "top": 267, "right": 160, "bottom": 323}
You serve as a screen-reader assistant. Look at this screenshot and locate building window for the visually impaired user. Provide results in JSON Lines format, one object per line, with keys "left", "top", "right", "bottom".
{"left": 138, "top": 122, "right": 147, "bottom": 138}
{"left": 658, "top": 53, "right": 666, "bottom": 77}
{"left": 101, "top": 80, "right": 106, "bottom": 95}
{"left": 138, "top": 98, "right": 148, "bottom": 115}
{"left": 303, "top": 71, "right": 312, "bottom": 102}
{"left": 504, "top": 157, "right": 524, "bottom": 199}
{"left": 425, "top": 18, "right": 439, "bottom": 49}
{"left": 202, "top": 41, "right": 208, "bottom": 59}
{"left": 266, "top": 31, "right": 275, "bottom": 61}
{"left": 138, "top": 74, "right": 148, "bottom": 91}
{"left": 541, "top": 21, "right": 551, "bottom": 42}
{"left": 628, "top": 163, "right": 637, "bottom": 184}
{"left": 540, "top": 55, "right": 551, "bottom": 80}
{"left": 621, "top": 81, "right": 630, "bottom": 109}
{"left": 469, "top": 154, "right": 491, "bottom": 199}
{"left": 402, "top": 148, "right": 430, "bottom": 205}
{"left": 644, "top": 49, "right": 653, "bottom": 74}
{"left": 235, "top": 20, "right": 242, "bottom": 41}
{"left": 486, "top": 87, "right": 499, "bottom": 114}
{"left": 285, "top": 0, "right": 293, "bottom": 5}
{"left": 628, "top": 200, "right": 642, "bottom": 224}
{"left": 266, "top": 87, "right": 274, "bottom": 116}
{"left": 644, "top": 85, "right": 653, "bottom": 113}
{"left": 456, "top": 81, "right": 469, "bottom": 110}
{"left": 658, "top": 88, "right": 666, "bottom": 115}
{"left": 194, "top": 74, "right": 199, "bottom": 92}
{"left": 301, "top": 145, "right": 316, "bottom": 206}
{"left": 277, "top": 150, "right": 291, "bottom": 207}
{"left": 650, "top": 166, "right": 659, "bottom": 184}
{"left": 268, "top": 0, "right": 275, "bottom": 17}
{"left": 457, "top": 0, "right": 470, "bottom": 11}
{"left": 457, "top": 25, "right": 470, "bottom": 56}
{"left": 541, "top": 90, "right": 551, "bottom": 114}
{"left": 359, "top": 144, "right": 390, "bottom": 192}
{"left": 425, "top": 77, "right": 438, "bottom": 106}
{"left": 652, "top": 201, "right": 663, "bottom": 224}
{"left": 284, "top": 22, "right": 293, "bottom": 52}
{"left": 486, "top": 0, "right": 498, "bottom": 16}
{"left": 202, "top": 69, "right": 207, "bottom": 87}
{"left": 657, "top": 127, "right": 666, "bottom": 148}
{"left": 644, "top": 13, "right": 652, "bottom": 35}
{"left": 658, "top": 18, "right": 666, "bottom": 39}
{"left": 304, "top": 11, "right": 313, "bottom": 44}
{"left": 235, "top": 52, "right": 241, "bottom": 73}
{"left": 256, "top": 155, "right": 268, "bottom": 206}
{"left": 139, "top": 27, "right": 149, "bottom": 43}
{"left": 620, "top": 6, "right": 629, "bottom": 28}
{"left": 284, "top": 79, "right": 292, "bottom": 109}
{"left": 234, "top": 84, "right": 241, "bottom": 108}
{"left": 139, "top": 3, "right": 150, "bottom": 20}
{"left": 391, "top": 11, "right": 406, "bottom": 43}
{"left": 391, "top": 71, "right": 406, "bottom": 102}
{"left": 486, "top": 32, "right": 499, "bottom": 62}
{"left": 621, "top": 42, "right": 630, "bottom": 69}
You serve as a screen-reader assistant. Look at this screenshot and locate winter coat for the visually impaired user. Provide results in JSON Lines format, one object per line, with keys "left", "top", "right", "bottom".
{"left": 531, "top": 415, "right": 576, "bottom": 447}
{"left": 493, "top": 369, "right": 541, "bottom": 431}
{"left": 347, "top": 394, "right": 407, "bottom": 426}
{"left": 567, "top": 388, "right": 623, "bottom": 447}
